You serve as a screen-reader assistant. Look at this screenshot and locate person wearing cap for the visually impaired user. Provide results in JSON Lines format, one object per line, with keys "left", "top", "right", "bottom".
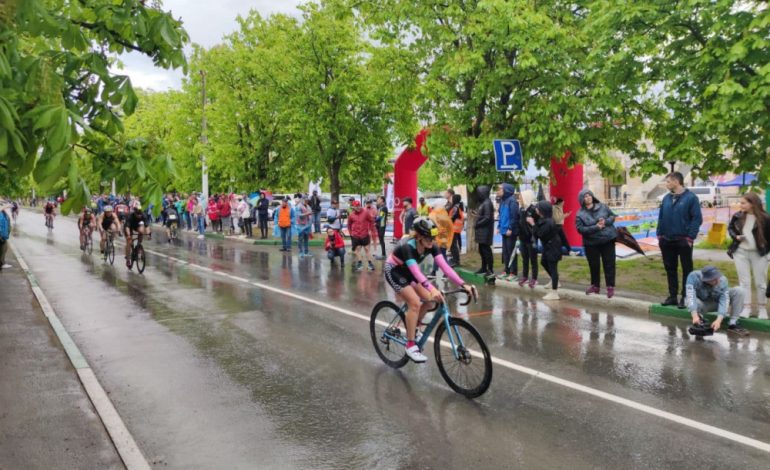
{"left": 326, "top": 199, "right": 342, "bottom": 231}
{"left": 685, "top": 265, "right": 748, "bottom": 336}
{"left": 0, "top": 201, "right": 11, "bottom": 270}
{"left": 347, "top": 199, "right": 376, "bottom": 271}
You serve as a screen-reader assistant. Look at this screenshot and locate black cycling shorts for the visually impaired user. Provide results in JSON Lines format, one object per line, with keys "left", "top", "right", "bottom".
{"left": 351, "top": 236, "right": 370, "bottom": 249}
{"left": 384, "top": 263, "right": 414, "bottom": 293}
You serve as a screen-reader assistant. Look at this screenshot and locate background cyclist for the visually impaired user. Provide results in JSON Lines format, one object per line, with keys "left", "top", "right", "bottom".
{"left": 163, "top": 202, "right": 180, "bottom": 243}
{"left": 124, "top": 204, "right": 151, "bottom": 267}
{"left": 44, "top": 200, "right": 56, "bottom": 227}
{"left": 383, "top": 217, "right": 476, "bottom": 363}
{"left": 96, "top": 205, "right": 121, "bottom": 254}
{"left": 77, "top": 207, "right": 95, "bottom": 251}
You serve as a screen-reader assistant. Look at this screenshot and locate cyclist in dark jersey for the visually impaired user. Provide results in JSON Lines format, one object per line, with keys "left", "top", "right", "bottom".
{"left": 44, "top": 201, "right": 56, "bottom": 227}
{"left": 123, "top": 204, "right": 151, "bottom": 267}
{"left": 77, "top": 207, "right": 95, "bottom": 251}
{"left": 97, "top": 205, "right": 120, "bottom": 253}
{"left": 384, "top": 217, "right": 475, "bottom": 363}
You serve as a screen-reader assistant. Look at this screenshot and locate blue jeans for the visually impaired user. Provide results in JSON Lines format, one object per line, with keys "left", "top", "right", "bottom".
{"left": 313, "top": 212, "right": 322, "bottom": 233}
{"left": 280, "top": 227, "right": 291, "bottom": 250}
{"left": 184, "top": 212, "right": 192, "bottom": 230}
{"left": 197, "top": 215, "right": 205, "bottom": 235}
{"left": 298, "top": 231, "right": 309, "bottom": 254}
{"left": 327, "top": 247, "right": 345, "bottom": 263}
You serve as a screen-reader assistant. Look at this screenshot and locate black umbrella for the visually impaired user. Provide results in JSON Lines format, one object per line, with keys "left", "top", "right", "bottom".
{"left": 616, "top": 226, "right": 646, "bottom": 256}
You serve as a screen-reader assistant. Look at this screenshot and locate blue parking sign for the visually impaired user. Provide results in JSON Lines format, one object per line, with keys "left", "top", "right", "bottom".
{"left": 493, "top": 139, "right": 523, "bottom": 171}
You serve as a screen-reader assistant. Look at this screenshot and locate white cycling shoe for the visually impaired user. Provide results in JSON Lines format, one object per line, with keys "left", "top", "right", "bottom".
{"left": 406, "top": 344, "right": 427, "bottom": 363}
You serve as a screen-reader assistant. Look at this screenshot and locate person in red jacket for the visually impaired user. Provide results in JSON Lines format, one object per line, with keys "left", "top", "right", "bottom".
{"left": 347, "top": 200, "right": 376, "bottom": 271}
{"left": 325, "top": 226, "right": 346, "bottom": 267}
{"left": 207, "top": 197, "right": 220, "bottom": 232}
{"left": 219, "top": 194, "right": 233, "bottom": 235}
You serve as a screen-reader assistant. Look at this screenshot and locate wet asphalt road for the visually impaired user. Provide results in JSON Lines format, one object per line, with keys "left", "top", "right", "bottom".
{"left": 9, "top": 211, "right": 770, "bottom": 469}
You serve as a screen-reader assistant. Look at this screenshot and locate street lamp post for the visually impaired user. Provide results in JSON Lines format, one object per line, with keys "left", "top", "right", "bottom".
{"left": 200, "top": 70, "right": 209, "bottom": 203}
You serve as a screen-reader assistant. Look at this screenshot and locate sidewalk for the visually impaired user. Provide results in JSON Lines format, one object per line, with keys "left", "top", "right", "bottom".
{"left": 0, "top": 251, "right": 123, "bottom": 469}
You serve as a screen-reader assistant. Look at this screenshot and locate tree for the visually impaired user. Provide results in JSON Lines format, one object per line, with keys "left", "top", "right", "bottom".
{"left": 587, "top": 0, "right": 770, "bottom": 185}
{"left": 357, "top": 0, "right": 647, "bottom": 207}
{"left": 0, "top": 0, "right": 188, "bottom": 211}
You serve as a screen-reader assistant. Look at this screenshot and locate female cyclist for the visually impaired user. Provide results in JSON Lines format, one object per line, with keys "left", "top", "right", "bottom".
{"left": 384, "top": 218, "right": 476, "bottom": 363}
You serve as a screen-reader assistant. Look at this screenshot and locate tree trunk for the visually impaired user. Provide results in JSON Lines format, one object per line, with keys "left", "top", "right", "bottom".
{"left": 329, "top": 163, "right": 341, "bottom": 202}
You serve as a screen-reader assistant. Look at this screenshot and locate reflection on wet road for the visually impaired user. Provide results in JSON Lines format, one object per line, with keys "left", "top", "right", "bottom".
{"left": 11, "top": 211, "right": 770, "bottom": 468}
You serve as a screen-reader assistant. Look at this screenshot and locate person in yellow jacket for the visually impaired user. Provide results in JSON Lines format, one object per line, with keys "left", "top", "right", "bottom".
{"left": 429, "top": 201, "right": 455, "bottom": 277}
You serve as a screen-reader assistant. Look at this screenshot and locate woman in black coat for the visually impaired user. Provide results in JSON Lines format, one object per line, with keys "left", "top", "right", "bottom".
{"left": 474, "top": 185, "right": 495, "bottom": 275}
{"left": 529, "top": 200, "right": 562, "bottom": 300}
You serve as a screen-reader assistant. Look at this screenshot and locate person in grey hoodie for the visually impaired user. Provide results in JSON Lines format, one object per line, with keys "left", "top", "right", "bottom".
{"left": 474, "top": 185, "right": 495, "bottom": 275}
{"left": 576, "top": 189, "right": 618, "bottom": 298}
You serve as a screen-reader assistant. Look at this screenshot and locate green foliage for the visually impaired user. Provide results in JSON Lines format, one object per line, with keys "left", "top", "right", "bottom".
{"left": 0, "top": 0, "right": 188, "bottom": 211}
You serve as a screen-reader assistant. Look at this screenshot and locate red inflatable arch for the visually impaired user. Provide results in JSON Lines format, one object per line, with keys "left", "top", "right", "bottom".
{"left": 393, "top": 129, "right": 429, "bottom": 239}
{"left": 549, "top": 151, "right": 583, "bottom": 248}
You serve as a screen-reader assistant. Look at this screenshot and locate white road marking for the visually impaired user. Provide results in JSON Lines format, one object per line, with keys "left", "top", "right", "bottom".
{"left": 10, "top": 243, "right": 152, "bottom": 470}
{"left": 142, "top": 245, "right": 770, "bottom": 454}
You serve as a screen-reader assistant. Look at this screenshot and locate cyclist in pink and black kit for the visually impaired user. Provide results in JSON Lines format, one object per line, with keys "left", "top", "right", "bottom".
{"left": 384, "top": 218, "right": 476, "bottom": 363}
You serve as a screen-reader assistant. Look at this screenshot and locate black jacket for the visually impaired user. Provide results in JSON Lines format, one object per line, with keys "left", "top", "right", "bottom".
{"left": 575, "top": 189, "right": 618, "bottom": 246}
{"left": 309, "top": 195, "right": 322, "bottom": 213}
{"left": 728, "top": 211, "right": 770, "bottom": 256}
{"left": 533, "top": 201, "right": 562, "bottom": 263}
{"left": 257, "top": 197, "right": 270, "bottom": 214}
{"left": 518, "top": 204, "right": 538, "bottom": 244}
{"left": 474, "top": 185, "right": 494, "bottom": 245}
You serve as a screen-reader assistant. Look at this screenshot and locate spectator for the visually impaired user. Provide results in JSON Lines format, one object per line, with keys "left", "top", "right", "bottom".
{"left": 325, "top": 226, "right": 346, "bottom": 267}
{"left": 417, "top": 197, "right": 430, "bottom": 217}
{"left": 474, "top": 185, "right": 494, "bottom": 276}
{"left": 401, "top": 197, "right": 417, "bottom": 237}
{"left": 275, "top": 198, "right": 294, "bottom": 252}
{"left": 444, "top": 188, "right": 455, "bottom": 212}
{"left": 531, "top": 200, "right": 562, "bottom": 300}
{"left": 686, "top": 266, "right": 748, "bottom": 336}
{"left": 0, "top": 201, "right": 11, "bottom": 270}
{"left": 193, "top": 196, "right": 205, "bottom": 239}
{"left": 326, "top": 199, "right": 342, "bottom": 231}
{"left": 220, "top": 195, "right": 233, "bottom": 235}
{"left": 366, "top": 198, "right": 379, "bottom": 245}
{"left": 576, "top": 189, "right": 618, "bottom": 298}
{"left": 375, "top": 195, "right": 388, "bottom": 260}
{"left": 727, "top": 192, "right": 770, "bottom": 315}
{"left": 309, "top": 190, "right": 322, "bottom": 234}
{"left": 429, "top": 200, "right": 454, "bottom": 277}
{"left": 295, "top": 195, "right": 313, "bottom": 257}
{"left": 657, "top": 171, "right": 703, "bottom": 308}
{"left": 552, "top": 197, "right": 572, "bottom": 253}
{"left": 229, "top": 194, "right": 239, "bottom": 234}
{"left": 449, "top": 194, "right": 464, "bottom": 267}
{"left": 207, "top": 197, "right": 220, "bottom": 233}
{"left": 186, "top": 194, "right": 196, "bottom": 231}
{"left": 238, "top": 194, "right": 253, "bottom": 238}
{"left": 496, "top": 183, "right": 520, "bottom": 281}
{"left": 256, "top": 192, "right": 270, "bottom": 239}
{"left": 517, "top": 190, "right": 538, "bottom": 289}
{"left": 348, "top": 200, "right": 376, "bottom": 271}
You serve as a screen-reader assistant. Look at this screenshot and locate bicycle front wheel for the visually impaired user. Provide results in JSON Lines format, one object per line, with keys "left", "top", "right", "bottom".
{"left": 86, "top": 234, "right": 93, "bottom": 255}
{"left": 107, "top": 240, "right": 115, "bottom": 265}
{"left": 370, "top": 301, "right": 409, "bottom": 368}
{"left": 135, "top": 245, "right": 146, "bottom": 273}
{"left": 434, "top": 318, "right": 492, "bottom": 398}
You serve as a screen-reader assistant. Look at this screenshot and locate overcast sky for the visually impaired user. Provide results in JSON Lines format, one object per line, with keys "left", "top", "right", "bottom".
{"left": 113, "top": 0, "right": 304, "bottom": 91}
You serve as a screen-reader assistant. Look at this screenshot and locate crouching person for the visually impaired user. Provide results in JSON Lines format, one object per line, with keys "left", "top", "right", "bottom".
{"left": 686, "top": 265, "right": 748, "bottom": 336}
{"left": 325, "top": 226, "right": 346, "bottom": 267}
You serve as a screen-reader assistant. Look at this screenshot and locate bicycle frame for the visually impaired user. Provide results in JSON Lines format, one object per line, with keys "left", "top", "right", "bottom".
{"left": 383, "top": 301, "right": 466, "bottom": 361}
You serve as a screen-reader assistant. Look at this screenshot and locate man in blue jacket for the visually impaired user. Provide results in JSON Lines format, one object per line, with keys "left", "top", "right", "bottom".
{"left": 0, "top": 201, "right": 11, "bottom": 271}
{"left": 657, "top": 172, "right": 703, "bottom": 308}
{"left": 497, "top": 183, "right": 520, "bottom": 280}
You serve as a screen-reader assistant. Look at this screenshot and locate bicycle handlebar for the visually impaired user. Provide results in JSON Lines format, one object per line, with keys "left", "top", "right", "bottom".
{"left": 442, "top": 288, "right": 477, "bottom": 306}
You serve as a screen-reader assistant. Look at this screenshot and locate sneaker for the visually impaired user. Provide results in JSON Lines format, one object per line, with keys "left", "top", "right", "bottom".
{"left": 368, "top": 262, "right": 375, "bottom": 271}
{"left": 543, "top": 292, "right": 560, "bottom": 301}
{"left": 197, "top": 235, "right": 204, "bottom": 239}
{"left": 415, "top": 330, "right": 423, "bottom": 343}
{"left": 507, "top": 274, "right": 518, "bottom": 282}
{"left": 405, "top": 343, "right": 427, "bottom": 363}
{"left": 661, "top": 296, "right": 678, "bottom": 306}
{"left": 585, "top": 285, "right": 600, "bottom": 295}
{"left": 1, "top": 264, "right": 10, "bottom": 269}
{"left": 528, "top": 279, "right": 537, "bottom": 289}
{"left": 727, "top": 324, "right": 750, "bottom": 337}
{"left": 677, "top": 297, "right": 687, "bottom": 309}
{"left": 518, "top": 277, "right": 529, "bottom": 287}
{"left": 607, "top": 287, "right": 615, "bottom": 299}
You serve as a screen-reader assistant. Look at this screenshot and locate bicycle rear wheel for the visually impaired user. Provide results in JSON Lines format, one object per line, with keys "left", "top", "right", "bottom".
{"left": 370, "top": 301, "right": 409, "bottom": 368}
{"left": 434, "top": 318, "right": 492, "bottom": 398}
{"left": 135, "top": 245, "right": 146, "bottom": 273}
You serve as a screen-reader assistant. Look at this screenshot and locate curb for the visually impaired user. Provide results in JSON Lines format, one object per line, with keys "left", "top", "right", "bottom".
{"left": 251, "top": 239, "right": 325, "bottom": 247}
{"left": 8, "top": 243, "right": 151, "bottom": 470}
{"left": 649, "top": 304, "right": 770, "bottom": 333}
{"left": 456, "top": 267, "right": 770, "bottom": 333}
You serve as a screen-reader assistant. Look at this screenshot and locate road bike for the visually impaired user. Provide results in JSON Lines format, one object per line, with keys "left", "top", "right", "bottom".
{"left": 45, "top": 213, "right": 54, "bottom": 230}
{"left": 127, "top": 232, "right": 147, "bottom": 273}
{"left": 80, "top": 226, "right": 93, "bottom": 255}
{"left": 169, "top": 220, "right": 178, "bottom": 242}
{"left": 370, "top": 289, "right": 493, "bottom": 398}
{"left": 103, "top": 229, "right": 116, "bottom": 265}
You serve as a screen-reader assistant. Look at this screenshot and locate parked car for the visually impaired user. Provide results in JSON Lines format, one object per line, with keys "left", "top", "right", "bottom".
{"left": 657, "top": 186, "right": 723, "bottom": 208}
